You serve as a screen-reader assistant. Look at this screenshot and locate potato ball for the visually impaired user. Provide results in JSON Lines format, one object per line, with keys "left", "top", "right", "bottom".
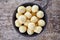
{"left": 16, "top": 13, "right": 22, "bottom": 18}
{"left": 28, "top": 22, "right": 35, "bottom": 30}
{"left": 27, "top": 29, "right": 34, "bottom": 35}
{"left": 32, "top": 5, "right": 39, "bottom": 13}
{"left": 36, "top": 11, "right": 44, "bottom": 18}
{"left": 18, "top": 15, "right": 26, "bottom": 24}
{"left": 34, "top": 26, "right": 42, "bottom": 33}
{"left": 24, "top": 12, "right": 32, "bottom": 19}
{"left": 31, "top": 16, "right": 38, "bottom": 23}
{"left": 17, "top": 6, "right": 25, "bottom": 14}
{"left": 15, "top": 20, "right": 21, "bottom": 27}
{"left": 26, "top": 6, "right": 32, "bottom": 12}
{"left": 19, "top": 26, "right": 27, "bottom": 33}
{"left": 38, "top": 19, "right": 45, "bottom": 26}
{"left": 24, "top": 20, "right": 30, "bottom": 26}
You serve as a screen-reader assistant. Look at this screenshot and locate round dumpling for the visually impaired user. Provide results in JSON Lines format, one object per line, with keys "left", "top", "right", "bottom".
{"left": 24, "top": 12, "right": 32, "bottom": 19}
{"left": 16, "top": 13, "right": 22, "bottom": 18}
{"left": 32, "top": 5, "right": 39, "bottom": 13}
{"left": 19, "top": 26, "right": 27, "bottom": 33}
{"left": 38, "top": 19, "right": 45, "bottom": 26}
{"left": 24, "top": 20, "right": 30, "bottom": 26}
{"left": 28, "top": 22, "right": 35, "bottom": 30}
{"left": 17, "top": 6, "right": 25, "bottom": 14}
{"left": 18, "top": 15, "right": 26, "bottom": 24}
{"left": 26, "top": 6, "right": 32, "bottom": 12}
{"left": 36, "top": 11, "right": 44, "bottom": 18}
{"left": 27, "top": 29, "right": 34, "bottom": 35}
{"left": 34, "top": 26, "right": 42, "bottom": 33}
{"left": 31, "top": 16, "right": 38, "bottom": 23}
{"left": 15, "top": 20, "right": 21, "bottom": 27}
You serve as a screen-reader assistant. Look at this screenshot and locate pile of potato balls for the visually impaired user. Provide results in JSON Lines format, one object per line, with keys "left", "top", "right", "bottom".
{"left": 15, "top": 5, "right": 45, "bottom": 35}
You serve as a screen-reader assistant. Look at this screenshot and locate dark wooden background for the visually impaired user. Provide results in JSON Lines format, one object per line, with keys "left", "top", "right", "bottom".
{"left": 0, "top": 0, "right": 60, "bottom": 40}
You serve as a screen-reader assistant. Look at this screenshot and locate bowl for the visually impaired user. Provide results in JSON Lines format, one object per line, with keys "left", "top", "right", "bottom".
{"left": 12, "top": 2, "right": 47, "bottom": 37}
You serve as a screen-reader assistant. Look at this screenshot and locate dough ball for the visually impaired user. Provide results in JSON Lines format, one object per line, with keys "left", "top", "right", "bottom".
{"left": 24, "top": 12, "right": 32, "bottom": 19}
{"left": 34, "top": 26, "right": 42, "bottom": 33}
{"left": 26, "top": 6, "right": 32, "bottom": 12}
{"left": 17, "top": 6, "right": 25, "bottom": 14}
{"left": 36, "top": 11, "right": 44, "bottom": 18}
{"left": 18, "top": 15, "right": 26, "bottom": 24}
{"left": 15, "top": 20, "right": 21, "bottom": 27}
{"left": 19, "top": 26, "right": 27, "bottom": 33}
{"left": 24, "top": 20, "right": 30, "bottom": 26}
{"left": 27, "top": 29, "right": 34, "bottom": 35}
{"left": 28, "top": 22, "right": 35, "bottom": 30}
{"left": 38, "top": 19, "right": 45, "bottom": 26}
{"left": 32, "top": 5, "right": 39, "bottom": 13}
{"left": 31, "top": 16, "right": 38, "bottom": 23}
{"left": 16, "top": 13, "right": 22, "bottom": 18}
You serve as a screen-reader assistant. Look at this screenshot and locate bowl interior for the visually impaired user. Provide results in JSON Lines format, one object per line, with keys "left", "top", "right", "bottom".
{"left": 12, "top": 2, "right": 47, "bottom": 37}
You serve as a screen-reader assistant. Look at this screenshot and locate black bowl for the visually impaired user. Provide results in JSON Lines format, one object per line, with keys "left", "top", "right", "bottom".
{"left": 12, "top": 2, "right": 47, "bottom": 37}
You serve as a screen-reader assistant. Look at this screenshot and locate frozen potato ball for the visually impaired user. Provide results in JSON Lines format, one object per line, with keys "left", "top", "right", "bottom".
{"left": 28, "top": 22, "right": 35, "bottom": 30}
{"left": 26, "top": 6, "right": 32, "bottom": 12}
{"left": 32, "top": 5, "right": 39, "bottom": 13}
{"left": 27, "top": 29, "right": 34, "bottom": 35}
{"left": 16, "top": 13, "right": 22, "bottom": 18}
{"left": 34, "top": 26, "right": 42, "bottom": 33}
{"left": 19, "top": 26, "right": 27, "bottom": 33}
{"left": 31, "top": 16, "right": 38, "bottom": 23}
{"left": 18, "top": 15, "right": 26, "bottom": 24}
{"left": 17, "top": 6, "right": 25, "bottom": 14}
{"left": 24, "top": 12, "right": 32, "bottom": 19}
{"left": 15, "top": 20, "right": 21, "bottom": 27}
{"left": 38, "top": 19, "right": 45, "bottom": 26}
{"left": 36, "top": 11, "right": 44, "bottom": 18}
{"left": 24, "top": 20, "right": 30, "bottom": 26}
